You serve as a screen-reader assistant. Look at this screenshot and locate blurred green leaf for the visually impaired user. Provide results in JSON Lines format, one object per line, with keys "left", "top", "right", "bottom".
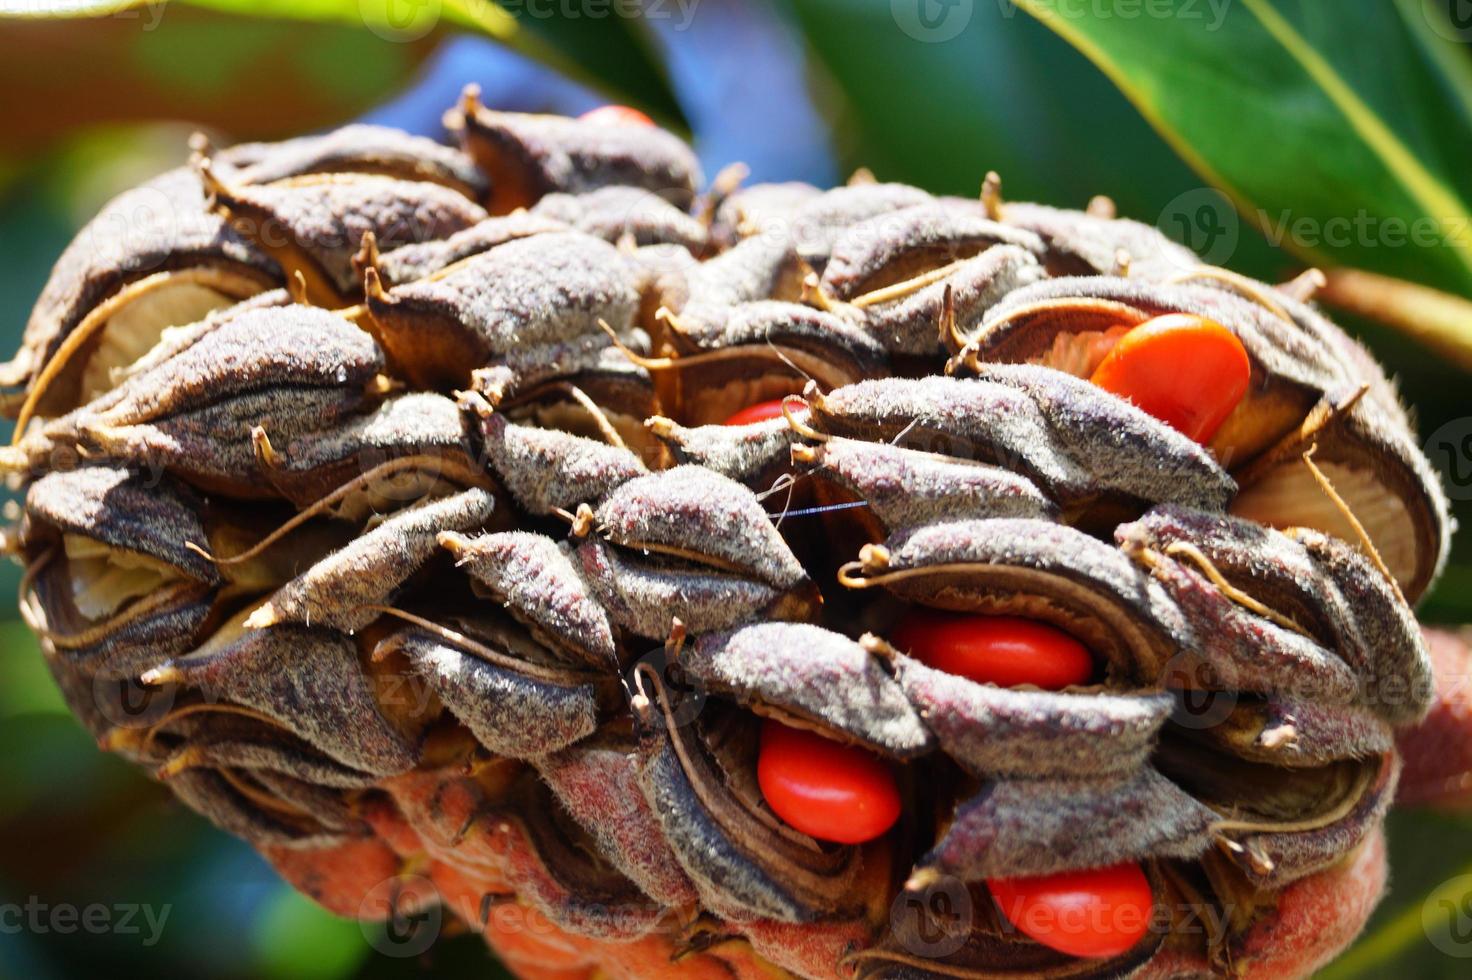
{"left": 252, "top": 888, "right": 367, "bottom": 980}
{"left": 0, "top": 622, "right": 64, "bottom": 719}
{"left": 788, "top": 0, "right": 1291, "bottom": 282}
{"left": 2, "top": 1, "right": 684, "bottom": 130}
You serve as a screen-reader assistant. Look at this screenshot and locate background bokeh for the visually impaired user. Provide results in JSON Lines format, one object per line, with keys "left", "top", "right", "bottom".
{"left": 2, "top": 1, "right": 1471, "bottom": 977}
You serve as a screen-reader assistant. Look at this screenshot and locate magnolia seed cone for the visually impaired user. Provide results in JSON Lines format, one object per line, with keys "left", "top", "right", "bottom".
{"left": 3, "top": 87, "right": 1456, "bottom": 979}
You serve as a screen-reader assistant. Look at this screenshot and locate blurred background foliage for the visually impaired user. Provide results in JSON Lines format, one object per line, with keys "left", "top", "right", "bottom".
{"left": 1, "top": 0, "right": 1471, "bottom": 977}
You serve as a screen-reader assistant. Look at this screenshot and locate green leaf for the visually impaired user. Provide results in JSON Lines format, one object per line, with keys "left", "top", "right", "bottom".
{"left": 1011, "top": 0, "right": 1472, "bottom": 355}
{"left": 251, "top": 888, "right": 367, "bottom": 980}
{"left": 2, "top": 1, "right": 683, "bottom": 127}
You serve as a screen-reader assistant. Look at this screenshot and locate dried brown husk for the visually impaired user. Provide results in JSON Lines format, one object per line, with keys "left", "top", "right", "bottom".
{"left": 215, "top": 123, "right": 489, "bottom": 200}
{"left": 446, "top": 89, "right": 702, "bottom": 213}
{"left": 365, "top": 231, "right": 638, "bottom": 391}
{"left": 9, "top": 305, "right": 387, "bottom": 498}
{"left": 634, "top": 669, "right": 867, "bottom": 924}
{"left": 953, "top": 275, "right": 1449, "bottom": 598}
{"left": 200, "top": 163, "right": 487, "bottom": 305}
{"left": 377, "top": 614, "right": 616, "bottom": 760}
{"left": 2, "top": 167, "right": 281, "bottom": 421}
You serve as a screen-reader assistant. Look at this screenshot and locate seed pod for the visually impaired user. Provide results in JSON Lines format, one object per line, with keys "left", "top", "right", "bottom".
{"left": 793, "top": 436, "right": 1057, "bottom": 532}
{"left": 535, "top": 729, "right": 700, "bottom": 909}
{"left": 447, "top": 88, "right": 703, "bottom": 213}
{"left": 141, "top": 622, "right": 420, "bottom": 777}
{"left": 200, "top": 163, "right": 487, "bottom": 305}
{"left": 787, "top": 183, "right": 934, "bottom": 270}
{"left": 592, "top": 466, "right": 809, "bottom": 589}
{"left": 380, "top": 617, "right": 610, "bottom": 760}
{"left": 954, "top": 277, "right": 1335, "bottom": 450}
{"left": 249, "top": 391, "right": 484, "bottom": 510}
{"left": 364, "top": 211, "right": 568, "bottom": 286}
{"left": 840, "top": 518, "right": 1187, "bottom": 681}
{"left": 856, "top": 244, "right": 1046, "bottom": 356}
{"left": 365, "top": 231, "right": 638, "bottom": 390}
{"left": 164, "top": 768, "right": 349, "bottom": 848}
{"left": 1193, "top": 696, "right": 1395, "bottom": 769}
{"left": 805, "top": 374, "right": 1236, "bottom": 516}
{"left": 1155, "top": 738, "right": 1397, "bottom": 889}
{"left": 532, "top": 185, "right": 710, "bottom": 251}
{"left": 634, "top": 670, "right": 864, "bottom": 923}
{"left": 819, "top": 203, "right": 1044, "bottom": 300}
{"left": 646, "top": 413, "right": 800, "bottom": 488}
{"left": 468, "top": 328, "right": 658, "bottom": 436}
{"left": 439, "top": 530, "right": 618, "bottom": 669}
{"left": 652, "top": 301, "right": 886, "bottom": 425}
{"left": 13, "top": 305, "right": 386, "bottom": 496}
{"left": 147, "top": 717, "right": 381, "bottom": 789}
{"left": 245, "top": 488, "right": 496, "bottom": 634}
{"left": 924, "top": 769, "right": 1215, "bottom": 881}
{"left": 2, "top": 167, "right": 280, "bottom": 421}
{"left": 1000, "top": 200, "right": 1197, "bottom": 279}
{"left": 710, "top": 181, "right": 820, "bottom": 247}
{"left": 956, "top": 275, "right": 1449, "bottom": 598}
{"left": 579, "top": 536, "right": 809, "bottom": 639}
{"left": 657, "top": 235, "right": 808, "bottom": 319}
{"left": 477, "top": 412, "right": 648, "bottom": 517}
{"left": 679, "top": 623, "right": 933, "bottom": 757}
{"left": 217, "top": 123, "right": 489, "bottom": 200}
{"left": 1118, "top": 506, "right": 1432, "bottom": 724}
{"left": 20, "top": 466, "right": 220, "bottom": 677}
{"left": 1139, "top": 830, "right": 1389, "bottom": 980}
{"left": 474, "top": 774, "right": 666, "bottom": 939}
{"left": 895, "top": 656, "right": 1170, "bottom": 780}
{"left": 108, "top": 287, "right": 293, "bottom": 385}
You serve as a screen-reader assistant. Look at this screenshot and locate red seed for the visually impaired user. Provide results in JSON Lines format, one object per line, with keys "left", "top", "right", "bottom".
{"left": 722, "top": 399, "right": 790, "bottom": 426}
{"left": 890, "top": 611, "right": 1093, "bottom": 690}
{"left": 578, "top": 105, "right": 655, "bottom": 127}
{"left": 756, "top": 719, "right": 900, "bottom": 845}
{"left": 1088, "top": 313, "right": 1251, "bottom": 444}
{"left": 989, "top": 863, "right": 1154, "bottom": 959}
